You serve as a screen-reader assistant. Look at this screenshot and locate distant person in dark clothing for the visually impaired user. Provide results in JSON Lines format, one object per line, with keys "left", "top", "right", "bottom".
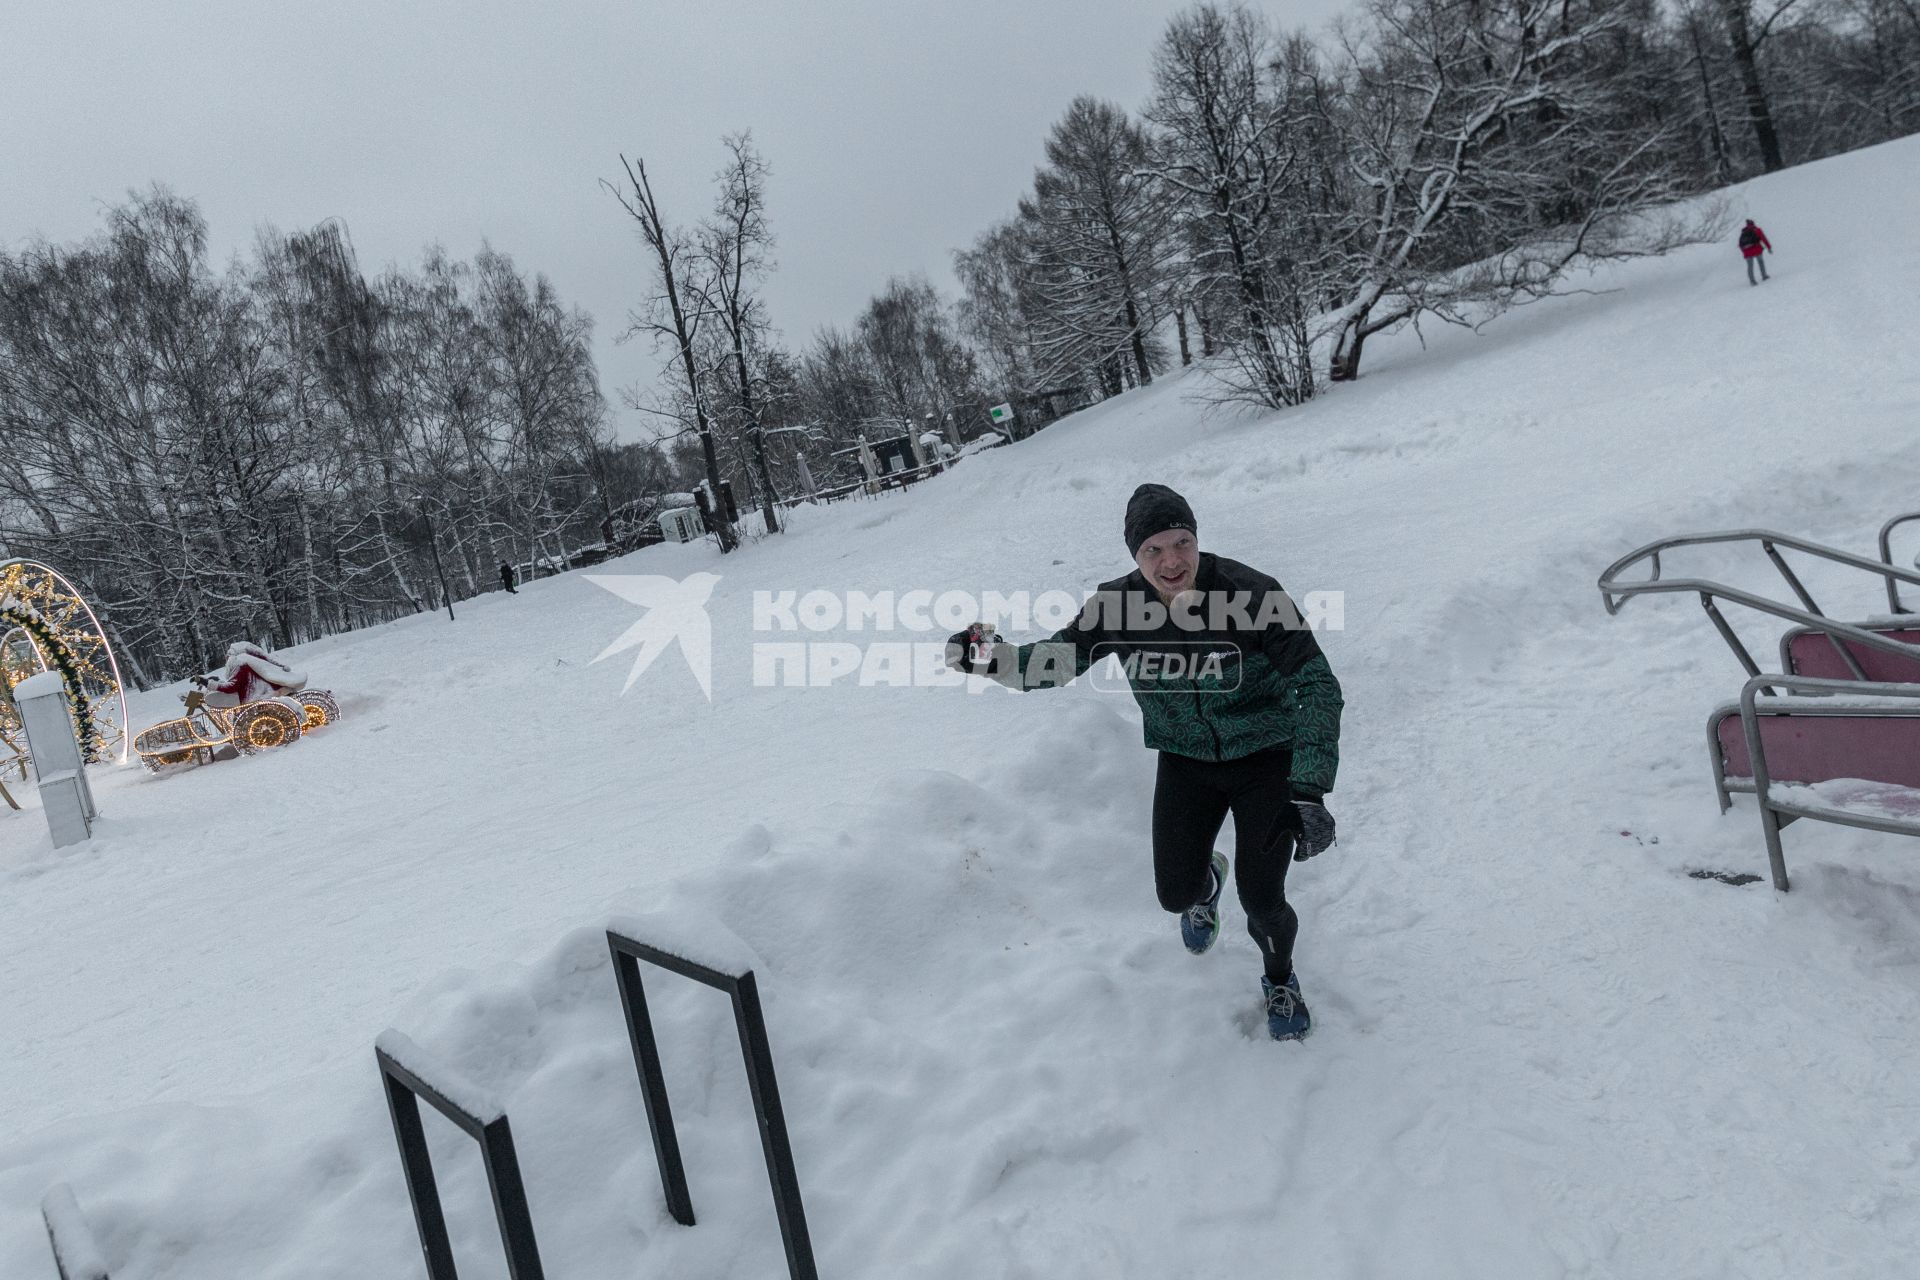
{"left": 1739, "top": 219, "right": 1772, "bottom": 286}
{"left": 501, "top": 562, "right": 517, "bottom": 594}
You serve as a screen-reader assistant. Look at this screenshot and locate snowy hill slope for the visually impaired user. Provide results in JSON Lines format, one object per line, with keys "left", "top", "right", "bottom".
{"left": 6, "top": 135, "right": 1920, "bottom": 1278}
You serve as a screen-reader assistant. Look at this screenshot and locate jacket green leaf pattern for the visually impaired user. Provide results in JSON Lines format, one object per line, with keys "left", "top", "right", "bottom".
{"left": 993, "top": 553, "right": 1343, "bottom": 796}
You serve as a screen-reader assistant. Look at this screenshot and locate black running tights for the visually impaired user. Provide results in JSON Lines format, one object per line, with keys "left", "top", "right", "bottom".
{"left": 1152, "top": 747, "right": 1300, "bottom": 982}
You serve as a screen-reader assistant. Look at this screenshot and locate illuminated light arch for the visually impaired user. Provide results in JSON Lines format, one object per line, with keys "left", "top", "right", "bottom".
{"left": 0, "top": 559, "right": 131, "bottom": 765}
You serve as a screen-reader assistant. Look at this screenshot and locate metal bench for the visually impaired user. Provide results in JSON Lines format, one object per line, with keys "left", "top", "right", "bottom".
{"left": 1779, "top": 619, "right": 1920, "bottom": 682}
{"left": 1707, "top": 675, "right": 1920, "bottom": 890}
{"left": 1772, "top": 512, "right": 1920, "bottom": 680}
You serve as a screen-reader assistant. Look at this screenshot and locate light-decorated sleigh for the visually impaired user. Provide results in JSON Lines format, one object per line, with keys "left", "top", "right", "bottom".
{"left": 133, "top": 643, "right": 340, "bottom": 773}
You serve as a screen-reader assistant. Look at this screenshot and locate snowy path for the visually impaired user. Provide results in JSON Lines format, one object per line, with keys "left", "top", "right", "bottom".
{"left": 5, "top": 137, "right": 1920, "bottom": 1278}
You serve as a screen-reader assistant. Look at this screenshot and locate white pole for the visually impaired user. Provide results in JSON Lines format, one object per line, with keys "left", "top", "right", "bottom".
{"left": 13, "top": 671, "right": 96, "bottom": 847}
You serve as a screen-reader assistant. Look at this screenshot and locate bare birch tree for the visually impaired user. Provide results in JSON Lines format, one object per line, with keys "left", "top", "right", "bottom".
{"left": 696, "top": 132, "right": 783, "bottom": 536}
{"left": 607, "top": 156, "right": 739, "bottom": 553}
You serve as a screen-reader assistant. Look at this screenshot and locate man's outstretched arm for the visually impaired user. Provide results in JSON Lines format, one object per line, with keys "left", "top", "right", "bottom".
{"left": 947, "top": 593, "right": 1110, "bottom": 691}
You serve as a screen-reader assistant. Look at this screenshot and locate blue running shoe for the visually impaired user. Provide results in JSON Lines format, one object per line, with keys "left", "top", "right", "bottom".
{"left": 1180, "top": 852, "right": 1229, "bottom": 955}
{"left": 1262, "top": 972, "right": 1312, "bottom": 1041}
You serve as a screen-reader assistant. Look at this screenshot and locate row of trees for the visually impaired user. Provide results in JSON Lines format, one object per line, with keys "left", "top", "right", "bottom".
{"left": 4, "top": 0, "right": 1910, "bottom": 676}
{"left": 0, "top": 190, "right": 666, "bottom": 683}
{"left": 608, "top": 134, "right": 998, "bottom": 557}
{"left": 953, "top": 0, "right": 1919, "bottom": 410}
{"left": 610, "top": 0, "right": 1917, "bottom": 534}
{"left": 0, "top": 137, "right": 1010, "bottom": 678}
{"left": 0, "top": 153, "right": 1003, "bottom": 678}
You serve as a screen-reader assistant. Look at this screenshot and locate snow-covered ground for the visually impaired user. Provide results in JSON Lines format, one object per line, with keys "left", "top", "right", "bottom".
{"left": 6, "top": 136, "right": 1920, "bottom": 1278}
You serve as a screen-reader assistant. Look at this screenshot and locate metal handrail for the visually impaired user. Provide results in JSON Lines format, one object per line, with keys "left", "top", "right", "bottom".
{"left": 1877, "top": 511, "right": 1920, "bottom": 614}
{"left": 1598, "top": 528, "right": 1920, "bottom": 685}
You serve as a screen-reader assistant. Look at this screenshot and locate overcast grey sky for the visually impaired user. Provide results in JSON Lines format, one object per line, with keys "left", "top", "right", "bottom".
{"left": 2, "top": 0, "right": 1345, "bottom": 442}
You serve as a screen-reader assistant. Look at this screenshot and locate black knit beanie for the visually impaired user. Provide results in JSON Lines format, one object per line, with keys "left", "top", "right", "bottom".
{"left": 1124, "top": 484, "right": 1197, "bottom": 557}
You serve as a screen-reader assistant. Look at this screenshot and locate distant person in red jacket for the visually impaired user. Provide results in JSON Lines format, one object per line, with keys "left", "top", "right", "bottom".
{"left": 1738, "top": 219, "right": 1772, "bottom": 286}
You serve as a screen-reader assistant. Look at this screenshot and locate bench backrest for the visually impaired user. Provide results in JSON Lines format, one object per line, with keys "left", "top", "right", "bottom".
{"left": 1716, "top": 708, "right": 1920, "bottom": 789}
{"left": 1782, "top": 627, "right": 1920, "bottom": 682}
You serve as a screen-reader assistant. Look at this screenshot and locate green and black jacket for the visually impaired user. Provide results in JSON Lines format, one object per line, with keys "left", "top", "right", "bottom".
{"left": 991, "top": 553, "right": 1343, "bottom": 798}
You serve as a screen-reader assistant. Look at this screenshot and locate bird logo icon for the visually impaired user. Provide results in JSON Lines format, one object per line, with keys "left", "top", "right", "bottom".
{"left": 586, "top": 573, "right": 721, "bottom": 699}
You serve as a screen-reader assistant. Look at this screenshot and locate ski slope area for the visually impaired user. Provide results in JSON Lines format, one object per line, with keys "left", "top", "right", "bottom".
{"left": 5, "top": 136, "right": 1920, "bottom": 1278}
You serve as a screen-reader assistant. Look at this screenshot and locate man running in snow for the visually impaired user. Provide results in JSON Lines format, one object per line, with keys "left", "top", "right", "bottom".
{"left": 947, "top": 484, "right": 1343, "bottom": 1040}
{"left": 1739, "top": 219, "right": 1772, "bottom": 285}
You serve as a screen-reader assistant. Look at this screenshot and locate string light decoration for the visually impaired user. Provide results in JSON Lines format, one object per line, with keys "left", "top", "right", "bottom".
{"left": 231, "top": 699, "right": 304, "bottom": 754}
{"left": 297, "top": 690, "right": 340, "bottom": 731}
{"left": 0, "top": 560, "right": 129, "bottom": 768}
{"left": 133, "top": 687, "right": 340, "bottom": 773}
{"left": 131, "top": 692, "right": 232, "bottom": 771}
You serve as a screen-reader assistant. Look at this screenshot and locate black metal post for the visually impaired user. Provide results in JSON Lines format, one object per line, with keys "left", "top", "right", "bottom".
{"left": 479, "top": 1117, "right": 546, "bottom": 1280}
{"left": 382, "top": 1069, "right": 458, "bottom": 1280}
{"left": 731, "top": 972, "right": 819, "bottom": 1280}
{"left": 610, "top": 946, "right": 695, "bottom": 1226}
{"left": 40, "top": 1186, "right": 111, "bottom": 1280}
{"left": 605, "top": 928, "right": 821, "bottom": 1280}
{"left": 376, "top": 1044, "right": 547, "bottom": 1280}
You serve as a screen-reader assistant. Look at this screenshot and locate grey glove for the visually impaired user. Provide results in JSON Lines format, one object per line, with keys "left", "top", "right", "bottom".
{"left": 1292, "top": 800, "right": 1335, "bottom": 860}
